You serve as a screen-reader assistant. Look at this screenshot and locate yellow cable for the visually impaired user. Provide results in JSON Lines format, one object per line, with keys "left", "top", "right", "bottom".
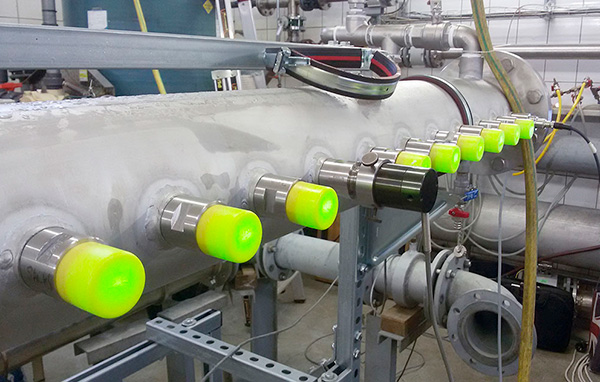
{"left": 469, "top": 1, "right": 538, "bottom": 380}
{"left": 132, "top": 0, "right": 167, "bottom": 94}
{"left": 513, "top": 83, "right": 584, "bottom": 176}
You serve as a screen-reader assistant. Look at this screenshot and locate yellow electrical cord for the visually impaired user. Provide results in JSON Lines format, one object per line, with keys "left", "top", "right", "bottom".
{"left": 469, "top": 0, "right": 538, "bottom": 381}
{"left": 513, "top": 82, "right": 585, "bottom": 176}
{"left": 132, "top": 0, "right": 167, "bottom": 94}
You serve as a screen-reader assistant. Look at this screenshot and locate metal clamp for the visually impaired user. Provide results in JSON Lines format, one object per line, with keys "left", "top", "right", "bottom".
{"left": 19, "top": 227, "right": 92, "bottom": 297}
{"left": 252, "top": 174, "right": 299, "bottom": 218}
{"left": 160, "top": 195, "right": 218, "bottom": 248}
{"left": 264, "top": 47, "right": 401, "bottom": 100}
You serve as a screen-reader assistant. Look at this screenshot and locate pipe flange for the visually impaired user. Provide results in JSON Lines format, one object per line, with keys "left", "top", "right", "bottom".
{"left": 259, "top": 237, "right": 294, "bottom": 281}
{"left": 433, "top": 250, "right": 466, "bottom": 325}
{"left": 446, "top": 289, "right": 531, "bottom": 376}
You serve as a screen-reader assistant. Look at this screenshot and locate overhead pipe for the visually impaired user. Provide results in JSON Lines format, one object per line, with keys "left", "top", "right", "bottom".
{"left": 321, "top": 22, "right": 484, "bottom": 79}
{"left": 438, "top": 44, "right": 600, "bottom": 61}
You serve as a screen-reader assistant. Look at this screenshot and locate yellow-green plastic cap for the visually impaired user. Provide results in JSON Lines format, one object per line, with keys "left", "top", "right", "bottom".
{"left": 429, "top": 143, "right": 461, "bottom": 173}
{"left": 480, "top": 128, "right": 505, "bottom": 153}
{"left": 456, "top": 135, "right": 485, "bottom": 162}
{"left": 196, "top": 205, "right": 262, "bottom": 263}
{"left": 286, "top": 182, "right": 339, "bottom": 230}
{"left": 395, "top": 151, "right": 432, "bottom": 168}
{"left": 498, "top": 122, "right": 521, "bottom": 146}
{"left": 55, "top": 242, "right": 145, "bottom": 319}
{"left": 514, "top": 118, "right": 535, "bottom": 139}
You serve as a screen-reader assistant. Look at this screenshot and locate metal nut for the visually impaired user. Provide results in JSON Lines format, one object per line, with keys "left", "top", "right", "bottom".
{"left": 526, "top": 89, "right": 543, "bottom": 104}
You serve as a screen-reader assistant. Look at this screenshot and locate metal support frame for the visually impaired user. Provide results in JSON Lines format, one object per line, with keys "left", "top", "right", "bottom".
{"left": 66, "top": 309, "right": 315, "bottom": 382}
{"left": 251, "top": 278, "right": 278, "bottom": 359}
{"left": 363, "top": 313, "right": 430, "bottom": 381}
{"left": 0, "top": 23, "right": 355, "bottom": 70}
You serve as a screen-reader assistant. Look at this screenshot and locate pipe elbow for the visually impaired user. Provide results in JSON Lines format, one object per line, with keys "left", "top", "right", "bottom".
{"left": 451, "top": 24, "right": 481, "bottom": 54}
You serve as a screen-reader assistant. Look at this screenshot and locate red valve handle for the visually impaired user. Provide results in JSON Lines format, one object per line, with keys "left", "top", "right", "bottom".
{"left": 448, "top": 207, "right": 470, "bottom": 219}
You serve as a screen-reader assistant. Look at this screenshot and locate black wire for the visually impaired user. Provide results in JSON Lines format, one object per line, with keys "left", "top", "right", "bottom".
{"left": 553, "top": 122, "right": 600, "bottom": 184}
{"left": 396, "top": 338, "right": 417, "bottom": 382}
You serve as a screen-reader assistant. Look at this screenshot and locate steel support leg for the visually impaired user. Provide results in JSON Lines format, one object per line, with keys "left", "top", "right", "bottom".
{"left": 166, "top": 353, "right": 195, "bottom": 382}
{"left": 364, "top": 314, "right": 397, "bottom": 382}
{"left": 251, "top": 278, "right": 278, "bottom": 360}
{"left": 335, "top": 207, "right": 370, "bottom": 382}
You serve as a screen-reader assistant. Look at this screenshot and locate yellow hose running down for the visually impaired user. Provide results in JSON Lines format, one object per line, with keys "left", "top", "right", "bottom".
{"left": 132, "top": 0, "right": 167, "bottom": 94}
{"left": 469, "top": 0, "right": 538, "bottom": 380}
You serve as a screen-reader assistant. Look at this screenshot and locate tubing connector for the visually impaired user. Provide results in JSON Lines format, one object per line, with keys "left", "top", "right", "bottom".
{"left": 317, "top": 152, "right": 438, "bottom": 212}
{"left": 19, "top": 227, "right": 145, "bottom": 318}
{"left": 160, "top": 195, "right": 263, "bottom": 263}
{"left": 252, "top": 174, "right": 338, "bottom": 230}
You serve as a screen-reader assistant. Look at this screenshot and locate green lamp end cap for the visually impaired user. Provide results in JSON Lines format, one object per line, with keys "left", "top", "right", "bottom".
{"left": 456, "top": 134, "right": 485, "bottom": 162}
{"left": 55, "top": 242, "right": 145, "bottom": 319}
{"left": 498, "top": 123, "right": 521, "bottom": 146}
{"left": 286, "top": 182, "right": 339, "bottom": 230}
{"left": 395, "top": 151, "right": 432, "bottom": 168}
{"left": 515, "top": 118, "right": 535, "bottom": 139}
{"left": 196, "top": 205, "right": 263, "bottom": 264}
{"left": 429, "top": 143, "right": 461, "bottom": 173}
{"left": 481, "top": 128, "right": 505, "bottom": 153}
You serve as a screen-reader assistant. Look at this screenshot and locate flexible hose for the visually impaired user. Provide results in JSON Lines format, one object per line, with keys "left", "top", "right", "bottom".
{"left": 469, "top": 1, "right": 538, "bottom": 380}
{"left": 132, "top": 0, "right": 167, "bottom": 94}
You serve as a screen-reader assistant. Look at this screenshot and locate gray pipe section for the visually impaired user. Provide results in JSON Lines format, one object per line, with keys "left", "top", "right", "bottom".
{"left": 274, "top": 234, "right": 339, "bottom": 281}
{"left": 432, "top": 194, "right": 600, "bottom": 271}
{"left": 439, "top": 44, "right": 600, "bottom": 60}
{"left": 321, "top": 22, "right": 483, "bottom": 79}
{"left": 538, "top": 134, "right": 600, "bottom": 177}
{"left": 273, "top": 234, "right": 515, "bottom": 311}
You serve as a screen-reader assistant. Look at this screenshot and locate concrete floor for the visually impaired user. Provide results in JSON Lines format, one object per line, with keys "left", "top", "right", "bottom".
{"left": 22, "top": 275, "right": 599, "bottom": 381}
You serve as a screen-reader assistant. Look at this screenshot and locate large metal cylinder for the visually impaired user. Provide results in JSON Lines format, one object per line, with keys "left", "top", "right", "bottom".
{"left": 432, "top": 193, "right": 600, "bottom": 271}
{"left": 0, "top": 81, "right": 508, "bottom": 364}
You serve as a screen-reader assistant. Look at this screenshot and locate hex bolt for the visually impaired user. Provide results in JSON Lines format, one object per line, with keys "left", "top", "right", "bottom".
{"left": 358, "top": 264, "right": 368, "bottom": 275}
{"left": 501, "top": 58, "right": 514, "bottom": 73}
{"left": 182, "top": 318, "right": 197, "bottom": 327}
{"left": 353, "top": 349, "right": 361, "bottom": 359}
{"left": 491, "top": 157, "right": 507, "bottom": 172}
{"left": 332, "top": 324, "right": 337, "bottom": 332}
{"left": 278, "top": 272, "right": 287, "bottom": 281}
{"left": 527, "top": 89, "right": 543, "bottom": 104}
{"left": 354, "top": 331, "right": 363, "bottom": 341}
{"left": 321, "top": 371, "right": 338, "bottom": 381}
{"left": 0, "top": 249, "right": 13, "bottom": 270}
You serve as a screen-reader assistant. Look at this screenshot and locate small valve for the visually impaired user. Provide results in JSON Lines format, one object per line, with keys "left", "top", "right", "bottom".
{"left": 448, "top": 207, "right": 470, "bottom": 219}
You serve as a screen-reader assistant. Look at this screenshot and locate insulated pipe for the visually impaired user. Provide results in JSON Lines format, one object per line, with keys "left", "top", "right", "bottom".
{"left": 537, "top": 134, "right": 600, "bottom": 177}
{"left": 0, "top": 82, "right": 509, "bottom": 364}
{"left": 273, "top": 234, "right": 339, "bottom": 281}
{"left": 320, "top": 22, "right": 483, "bottom": 79}
{"left": 271, "top": 234, "right": 525, "bottom": 375}
{"left": 439, "top": 44, "right": 600, "bottom": 60}
{"left": 432, "top": 194, "right": 600, "bottom": 271}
